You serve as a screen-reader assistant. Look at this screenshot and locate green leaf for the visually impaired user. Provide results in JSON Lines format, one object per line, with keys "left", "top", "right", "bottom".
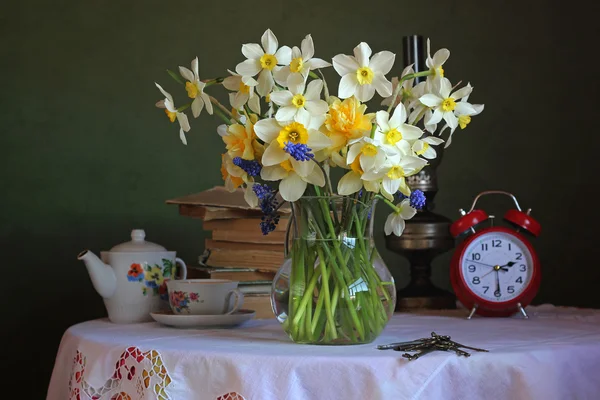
{"left": 167, "top": 69, "right": 184, "bottom": 85}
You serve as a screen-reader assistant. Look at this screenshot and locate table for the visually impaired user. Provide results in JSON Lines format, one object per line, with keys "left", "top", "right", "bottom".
{"left": 47, "top": 304, "right": 600, "bottom": 400}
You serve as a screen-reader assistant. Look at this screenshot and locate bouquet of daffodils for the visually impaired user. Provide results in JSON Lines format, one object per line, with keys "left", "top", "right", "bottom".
{"left": 155, "top": 29, "right": 483, "bottom": 343}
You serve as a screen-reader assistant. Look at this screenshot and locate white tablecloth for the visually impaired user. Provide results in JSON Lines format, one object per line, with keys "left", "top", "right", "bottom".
{"left": 47, "top": 305, "right": 600, "bottom": 400}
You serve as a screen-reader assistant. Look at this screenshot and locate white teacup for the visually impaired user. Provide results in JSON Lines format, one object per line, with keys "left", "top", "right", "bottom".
{"left": 166, "top": 279, "right": 244, "bottom": 315}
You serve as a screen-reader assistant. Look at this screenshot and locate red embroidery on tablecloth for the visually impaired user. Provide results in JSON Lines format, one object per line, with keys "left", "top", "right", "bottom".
{"left": 217, "top": 392, "right": 247, "bottom": 400}
{"left": 68, "top": 346, "right": 171, "bottom": 400}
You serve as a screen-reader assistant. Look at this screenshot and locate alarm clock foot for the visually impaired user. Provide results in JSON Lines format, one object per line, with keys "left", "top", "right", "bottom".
{"left": 467, "top": 305, "right": 478, "bottom": 320}
{"left": 517, "top": 303, "right": 529, "bottom": 319}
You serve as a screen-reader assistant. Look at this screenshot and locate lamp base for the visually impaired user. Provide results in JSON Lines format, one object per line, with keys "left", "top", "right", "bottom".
{"left": 385, "top": 210, "right": 457, "bottom": 311}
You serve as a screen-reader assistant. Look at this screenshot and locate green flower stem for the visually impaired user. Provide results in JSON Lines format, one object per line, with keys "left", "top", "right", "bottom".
{"left": 176, "top": 103, "right": 191, "bottom": 112}
{"left": 291, "top": 256, "right": 322, "bottom": 327}
{"left": 386, "top": 70, "right": 434, "bottom": 114}
{"left": 212, "top": 107, "right": 232, "bottom": 125}
{"left": 167, "top": 69, "right": 184, "bottom": 85}
{"left": 376, "top": 194, "right": 400, "bottom": 213}
{"left": 317, "top": 246, "right": 337, "bottom": 339}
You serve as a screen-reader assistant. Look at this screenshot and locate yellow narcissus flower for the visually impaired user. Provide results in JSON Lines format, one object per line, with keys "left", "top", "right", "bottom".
{"left": 221, "top": 114, "right": 263, "bottom": 161}
{"left": 323, "top": 96, "right": 373, "bottom": 153}
{"left": 220, "top": 153, "right": 245, "bottom": 190}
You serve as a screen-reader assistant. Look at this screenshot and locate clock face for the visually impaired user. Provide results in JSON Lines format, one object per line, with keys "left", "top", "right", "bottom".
{"left": 461, "top": 231, "right": 534, "bottom": 303}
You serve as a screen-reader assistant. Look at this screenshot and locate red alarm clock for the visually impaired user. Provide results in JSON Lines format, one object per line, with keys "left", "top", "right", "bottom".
{"left": 449, "top": 191, "right": 541, "bottom": 319}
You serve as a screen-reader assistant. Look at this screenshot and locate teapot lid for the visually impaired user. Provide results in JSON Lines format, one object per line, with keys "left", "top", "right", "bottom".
{"left": 110, "top": 229, "right": 167, "bottom": 252}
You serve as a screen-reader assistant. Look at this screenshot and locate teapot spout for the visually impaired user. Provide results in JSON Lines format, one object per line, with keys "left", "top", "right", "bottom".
{"left": 78, "top": 250, "right": 117, "bottom": 299}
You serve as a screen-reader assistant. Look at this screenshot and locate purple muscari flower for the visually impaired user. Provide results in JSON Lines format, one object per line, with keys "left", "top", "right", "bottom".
{"left": 252, "top": 184, "right": 280, "bottom": 235}
{"left": 283, "top": 141, "right": 314, "bottom": 162}
{"left": 252, "top": 183, "right": 273, "bottom": 200}
{"left": 409, "top": 190, "right": 426, "bottom": 210}
{"left": 233, "top": 157, "right": 261, "bottom": 176}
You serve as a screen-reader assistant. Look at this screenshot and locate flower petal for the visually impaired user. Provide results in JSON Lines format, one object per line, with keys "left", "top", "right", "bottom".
{"left": 369, "top": 51, "right": 395, "bottom": 75}
{"left": 389, "top": 103, "right": 407, "bottom": 128}
{"left": 287, "top": 73, "right": 305, "bottom": 95}
{"left": 433, "top": 48, "right": 450, "bottom": 67}
{"left": 280, "top": 173, "right": 307, "bottom": 202}
{"left": 270, "top": 90, "right": 293, "bottom": 106}
{"left": 392, "top": 215, "right": 406, "bottom": 236}
{"left": 178, "top": 66, "right": 194, "bottom": 82}
{"left": 256, "top": 69, "right": 274, "bottom": 96}
{"left": 254, "top": 118, "right": 282, "bottom": 143}
{"left": 305, "top": 79, "right": 323, "bottom": 100}
{"left": 332, "top": 54, "right": 359, "bottom": 76}
{"left": 305, "top": 99, "right": 328, "bottom": 116}
{"left": 384, "top": 213, "right": 395, "bottom": 235}
{"left": 191, "top": 96, "right": 204, "bottom": 118}
{"left": 305, "top": 165, "right": 325, "bottom": 186}
{"left": 201, "top": 92, "right": 213, "bottom": 115}
{"left": 307, "top": 58, "right": 332, "bottom": 70}
{"left": 347, "top": 143, "right": 361, "bottom": 164}
{"left": 261, "top": 29, "right": 278, "bottom": 54}
{"left": 383, "top": 176, "right": 400, "bottom": 194}
{"left": 428, "top": 108, "right": 444, "bottom": 126}
{"left": 176, "top": 112, "right": 190, "bottom": 133}
{"left": 372, "top": 73, "right": 392, "bottom": 98}
{"left": 355, "top": 83, "right": 375, "bottom": 102}
{"left": 307, "top": 129, "right": 331, "bottom": 151}
{"left": 444, "top": 112, "right": 459, "bottom": 131}
{"left": 191, "top": 57, "right": 199, "bottom": 79}
{"left": 248, "top": 94, "right": 261, "bottom": 114}
{"left": 400, "top": 123, "right": 422, "bottom": 140}
{"left": 231, "top": 92, "right": 249, "bottom": 110}
{"left": 261, "top": 165, "right": 287, "bottom": 181}
{"left": 400, "top": 199, "right": 417, "bottom": 219}
{"left": 273, "top": 66, "right": 290, "bottom": 87}
{"left": 301, "top": 34, "right": 315, "bottom": 60}
{"left": 455, "top": 102, "right": 477, "bottom": 116}
{"left": 262, "top": 143, "right": 289, "bottom": 166}
{"left": 275, "top": 46, "right": 292, "bottom": 65}
{"left": 338, "top": 171, "right": 363, "bottom": 195}
{"left": 354, "top": 42, "right": 372, "bottom": 67}
{"left": 242, "top": 43, "right": 264, "bottom": 60}
{"left": 439, "top": 78, "right": 452, "bottom": 99}
{"left": 179, "top": 128, "right": 188, "bottom": 145}
{"left": 290, "top": 157, "right": 312, "bottom": 178}
{"left": 235, "top": 59, "right": 261, "bottom": 77}
{"left": 376, "top": 110, "right": 391, "bottom": 132}
{"left": 275, "top": 105, "right": 298, "bottom": 122}
{"left": 451, "top": 85, "right": 473, "bottom": 101}
{"left": 155, "top": 83, "right": 173, "bottom": 104}
{"left": 223, "top": 75, "right": 241, "bottom": 91}
{"left": 420, "top": 94, "right": 442, "bottom": 108}
{"left": 338, "top": 73, "right": 359, "bottom": 99}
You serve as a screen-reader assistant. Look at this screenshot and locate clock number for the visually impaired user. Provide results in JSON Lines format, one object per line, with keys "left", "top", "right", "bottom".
{"left": 494, "top": 290, "right": 501, "bottom": 297}
{"left": 482, "top": 286, "right": 490, "bottom": 294}
{"left": 515, "top": 252, "right": 523, "bottom": 260}
{"left": 492, "top": 239, "right": 502, "bottom": 248}
{"left": 472, "top": 277, "right": 480, "bottom": 285}
{"left": 516, "top": 276, "right": 523, "bottom": 284}
{"left": 472, "top": 253, "right": 481, "bottom": 261}
{"left": 508, "top": 243, "right": 512, "bottom": 251}
{"left": 468, "top": 265, "right": 476, "bottom": 273}
{"left": 519, "top": 264, "right": 526, "bottom": 272}
{"left": 507, "top": 286, "right": 515, "bottom": 294}
{"left": 481, "top": 243, "right": 488, "bottom": 251}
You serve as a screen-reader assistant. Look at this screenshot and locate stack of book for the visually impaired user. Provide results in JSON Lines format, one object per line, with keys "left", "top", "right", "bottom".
{"left": 166, "top": 186, "right": 290, "bottom": 319}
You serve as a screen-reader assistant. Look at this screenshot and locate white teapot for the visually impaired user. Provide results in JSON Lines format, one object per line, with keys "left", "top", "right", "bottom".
{"left": 78, "top": 229, "right": 187, "bottom": 323}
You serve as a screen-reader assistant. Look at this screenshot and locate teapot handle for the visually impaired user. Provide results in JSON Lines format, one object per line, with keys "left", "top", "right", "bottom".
{"left": 175, "top": 258, "right": 187, "bottom": 280}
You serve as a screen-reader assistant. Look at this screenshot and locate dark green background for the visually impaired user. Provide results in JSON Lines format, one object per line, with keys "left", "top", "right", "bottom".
{"left": 2, "top": 0, "right": 598, "bottom": 396}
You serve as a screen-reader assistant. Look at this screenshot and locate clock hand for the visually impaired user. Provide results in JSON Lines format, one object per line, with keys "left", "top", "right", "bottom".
{"left": 495, "top": 271, "right": 501, "bottom": 295}
{"left": 501, "top": 261, "right": 516, "bottom": 268}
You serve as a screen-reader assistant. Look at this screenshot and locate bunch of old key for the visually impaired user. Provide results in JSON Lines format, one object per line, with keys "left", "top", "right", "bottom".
{"left": 377, "top": 332, "right": 489, "bottom": 360}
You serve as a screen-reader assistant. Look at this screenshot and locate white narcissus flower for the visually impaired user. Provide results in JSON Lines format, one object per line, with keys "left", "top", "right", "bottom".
{"left": 270, "top": 74, "right": 328, "bottom": 122}
{"left": 362, "top": 153, "right": 428, "bottom": 196}
{"left": 419, "top": 78, "right": 475, "bottom": 132}
{"left": 261, "top": 160, "right": 325, "bottom": 202}
{"left": 384, "top": 199, "right": 417, "bottom": 236}
{"left": 235, "top": 29, "right": 292, "bottom": 96}
{"left": 411, "top": 136, "right": 444, "bottom": 159}
{"left": 332, "top": 42, "right": 395, "bottom": 102}
{"left": 275, "top": 34, "right": 332, "bottom": 85}
{"left": 346, "top": 137, "right": 387, "bottom": 174}
{"left": 179, "top": 57, "right": 213, "bottom": 118}
{"left": 426, "top": 39, "right": 449, "bottom": 81}
{"left": 374, "top": 103, "right": 423, "bottom": 155}
{"left": 440, "top": 83, "right": 485, "bottom": 148}
{"left": 254, "top": 108, "right": 331, "bottom": 178}
{"left": 155, "top": 83, "right": 191, "bottom": 145}
{"left": 222, "top": 70, "right": 260, "bottom": 114}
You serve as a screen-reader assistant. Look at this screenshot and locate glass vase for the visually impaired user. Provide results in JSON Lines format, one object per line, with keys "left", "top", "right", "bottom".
{"left": 270, "top": 195, "right": 396, "bottom": 345}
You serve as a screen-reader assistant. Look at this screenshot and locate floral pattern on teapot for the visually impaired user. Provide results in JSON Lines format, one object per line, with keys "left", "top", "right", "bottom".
{"left": 126, "top": 259, "right": 174, "bottom": 300}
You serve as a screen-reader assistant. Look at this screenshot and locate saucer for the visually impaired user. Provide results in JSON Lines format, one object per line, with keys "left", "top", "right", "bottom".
{"left": 150, "top": 309, "right": 256, "bottom": 328}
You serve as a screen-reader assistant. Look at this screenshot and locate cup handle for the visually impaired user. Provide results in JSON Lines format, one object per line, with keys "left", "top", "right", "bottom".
{"left": 225, "top": 288, "right": 244, "bottom": 315}
{"left": 175, "top": 257, "right": 187, "bottom": 280}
